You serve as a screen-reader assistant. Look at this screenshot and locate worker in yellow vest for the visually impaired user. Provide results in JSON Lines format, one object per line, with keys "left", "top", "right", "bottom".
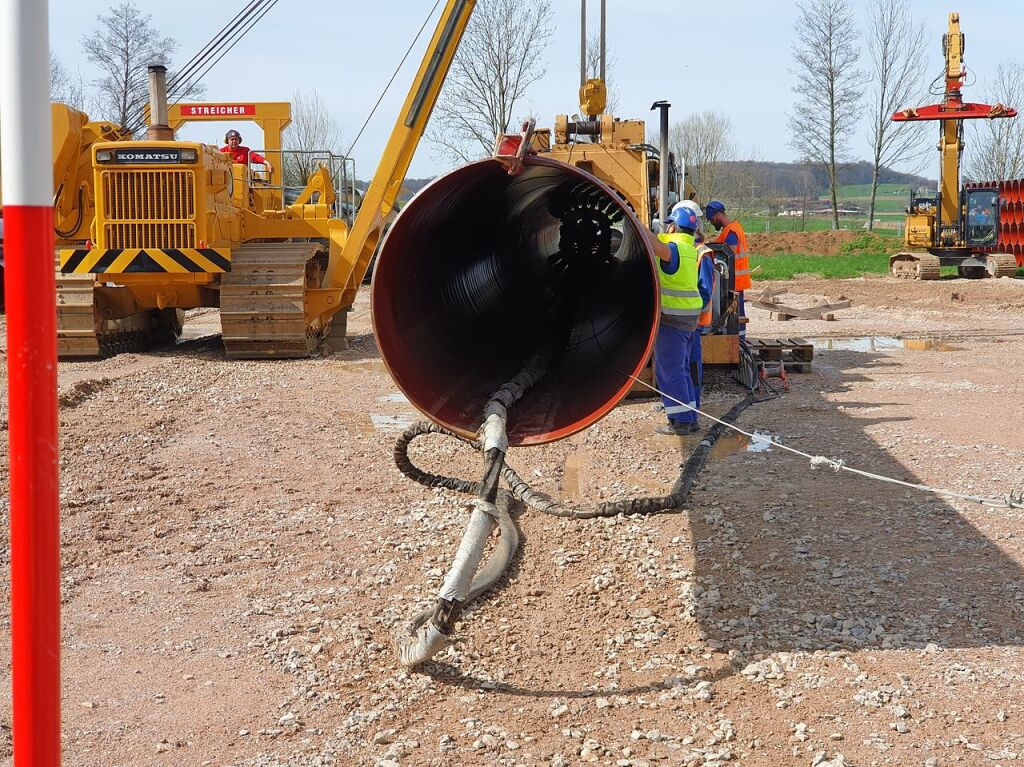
{"left": 706, "top": 200, "right": 750, "bottom": 336}
{"left": 676, "top": 200, "right": 716, "bottom": 415}
{"left": 645, "top": 205, "right": 715, "bottom": 435}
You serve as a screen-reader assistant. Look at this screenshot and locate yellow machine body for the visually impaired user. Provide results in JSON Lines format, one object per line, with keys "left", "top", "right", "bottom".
{"left": 55, "top": 0, "right": 478, "bottom": 358}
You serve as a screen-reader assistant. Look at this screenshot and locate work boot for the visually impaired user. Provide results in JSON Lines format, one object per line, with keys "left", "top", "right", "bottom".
{"left": 655, "top": 421, "right": 700, "bottom": 436}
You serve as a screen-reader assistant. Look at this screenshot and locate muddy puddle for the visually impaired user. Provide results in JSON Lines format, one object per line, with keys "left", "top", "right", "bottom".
{"left": 369, "top": 413, "right": 418, "bottom": 432}
{"left": 809, "top": 336, "right": 962, "bottom": 352}
{"left": 710, "top": 430, "right": 776, "bottom": 458}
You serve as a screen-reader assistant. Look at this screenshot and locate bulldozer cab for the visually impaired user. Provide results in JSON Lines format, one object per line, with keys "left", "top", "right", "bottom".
{"left": 164, "top": 102, "right": 357, "bottom": 223}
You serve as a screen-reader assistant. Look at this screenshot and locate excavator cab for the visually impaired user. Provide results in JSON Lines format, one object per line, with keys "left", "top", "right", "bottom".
{"left": 963, "top": 187, "right": 999, "bottom": 247}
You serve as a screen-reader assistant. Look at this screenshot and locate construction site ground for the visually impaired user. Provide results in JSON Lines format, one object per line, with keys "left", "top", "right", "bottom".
{"left": 2, "top": 274, "right": 1024, "bottom": 767}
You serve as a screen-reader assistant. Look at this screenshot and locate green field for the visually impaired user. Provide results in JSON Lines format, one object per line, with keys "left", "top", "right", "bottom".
{"left": 750, "top": 252, "right": 890, "bottom": 280}
{"left": 748, "top": 233, "right": 894, "bottom": 279}
{"left": 737, "top": 215, "right": 903, "bottom": 235}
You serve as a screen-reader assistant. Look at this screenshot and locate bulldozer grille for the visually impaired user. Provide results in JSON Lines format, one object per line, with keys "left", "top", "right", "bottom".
{"left": 101, "top": 169, "right": 196, "bottom": 248}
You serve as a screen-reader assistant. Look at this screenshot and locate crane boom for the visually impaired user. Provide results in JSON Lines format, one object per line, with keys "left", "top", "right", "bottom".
{"left": 317, "top": 0, "right": 476, "bottom": 310}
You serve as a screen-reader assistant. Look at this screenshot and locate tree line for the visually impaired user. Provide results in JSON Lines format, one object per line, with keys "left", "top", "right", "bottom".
{"left": 679, "top": 0, "right": 1024, "bottom": 230}
{"left": 48, "top": 2, "right": 343, "bottom": 188}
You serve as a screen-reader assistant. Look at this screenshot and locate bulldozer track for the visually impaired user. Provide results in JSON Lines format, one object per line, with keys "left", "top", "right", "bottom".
{"left": 219, "top": 242, "right": 325, "bottom": 359}
{"left": 986, "top": 253, "right": 1018, "bottom": 278}
{"left": 56, "top": 270, "right": 183, "bottom": 359}
{"left": 890, "top": 252, "right": 941, "bottom": 280}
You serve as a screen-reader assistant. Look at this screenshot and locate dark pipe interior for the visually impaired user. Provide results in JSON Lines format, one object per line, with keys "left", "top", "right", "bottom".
{"left": 371, "top": 157, "right": 658, "bottom": 446}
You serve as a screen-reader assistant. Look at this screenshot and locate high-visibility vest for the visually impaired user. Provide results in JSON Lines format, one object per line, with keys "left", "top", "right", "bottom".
{"left": 697, "top": 245, "right": 715, "bottom": 327}
{"left": 656, "top": 232, "right": 703, "bottom": 321}
{"left": 714, "top": 220, "right": 751, "bottom": 291}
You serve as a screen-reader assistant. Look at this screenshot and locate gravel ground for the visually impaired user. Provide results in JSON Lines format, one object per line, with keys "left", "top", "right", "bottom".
{"left": 1, "top": 275, "right": 1024, "bottom": 767}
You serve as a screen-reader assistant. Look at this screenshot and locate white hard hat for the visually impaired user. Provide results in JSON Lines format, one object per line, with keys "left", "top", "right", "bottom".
{"left": 672, "top": 199, "right": 703, "bottom": 218}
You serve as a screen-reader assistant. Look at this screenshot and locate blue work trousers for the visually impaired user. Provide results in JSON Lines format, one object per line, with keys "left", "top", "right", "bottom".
{"left": 691, "top": 330, "right": 703, "bottom": 409}
{"left": 654, "top": 324, "right": 698, "bottom": 425}
{"left": 738, "top": 291, "right": 746, "bottom": 337}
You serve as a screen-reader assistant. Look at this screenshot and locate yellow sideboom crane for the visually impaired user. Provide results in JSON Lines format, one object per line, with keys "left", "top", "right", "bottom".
{"left": 56, "top": 0, "right": 476, "bottom": 358}
{"left": 890, "top": 11, "right": 1017, "bottom": 280}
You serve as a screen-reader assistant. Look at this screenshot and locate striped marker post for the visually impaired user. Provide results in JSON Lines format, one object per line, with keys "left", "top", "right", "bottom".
{"left": 1, "top": 0, "right": 62, "bottom": 765}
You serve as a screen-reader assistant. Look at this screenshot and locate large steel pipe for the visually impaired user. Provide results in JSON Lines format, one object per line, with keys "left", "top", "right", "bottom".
{"left": 372, "top": 157, "right": 658, "bottom": 446}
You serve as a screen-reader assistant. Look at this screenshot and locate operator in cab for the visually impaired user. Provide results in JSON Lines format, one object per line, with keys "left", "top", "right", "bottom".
{"left": 645, "top": 205, "right": 715, "bottom": 436}
{"left": 705, "top": 200, "right": 750, "bottom": 336}
{"left": 220, "top": 129, "right": 274, "bottom": 176}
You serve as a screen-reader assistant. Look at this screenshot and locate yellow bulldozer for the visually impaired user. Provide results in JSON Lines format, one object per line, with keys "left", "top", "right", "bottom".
{"left": 52, "top": 0, "right": 476, "bottom": 359}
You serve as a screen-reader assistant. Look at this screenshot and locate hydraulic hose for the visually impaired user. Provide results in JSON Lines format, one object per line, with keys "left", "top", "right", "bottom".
{"left": 393, "top": 388, "right": 766, "bottom": 667}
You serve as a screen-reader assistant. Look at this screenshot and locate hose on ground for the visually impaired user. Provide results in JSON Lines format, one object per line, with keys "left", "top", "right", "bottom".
{"left": 395, "top": 391, "right": 759, "bottom": 523}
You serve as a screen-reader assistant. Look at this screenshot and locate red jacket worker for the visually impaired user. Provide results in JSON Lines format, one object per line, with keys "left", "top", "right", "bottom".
{"left": 220, "top": 129, "right": 274, "bottom": 175}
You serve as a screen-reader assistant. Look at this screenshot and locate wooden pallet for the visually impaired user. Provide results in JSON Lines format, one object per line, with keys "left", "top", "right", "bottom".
{"left": 746, "top": 337, "right": 814, "bottom": 373}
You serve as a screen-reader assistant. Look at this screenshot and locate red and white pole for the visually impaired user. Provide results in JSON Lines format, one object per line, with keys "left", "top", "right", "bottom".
{"left": 1, "top": 0, "right": 62, "bottom": 765}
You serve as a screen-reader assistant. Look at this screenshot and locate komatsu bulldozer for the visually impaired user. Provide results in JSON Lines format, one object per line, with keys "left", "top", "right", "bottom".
{"left": 55, "top": 0, "right": 476, "bottom": 358}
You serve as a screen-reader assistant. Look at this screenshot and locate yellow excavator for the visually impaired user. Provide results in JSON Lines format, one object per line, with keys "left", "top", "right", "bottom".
{"left": 890, "top": 11, "right": 1018, "bottom": 280}
{"left": 54, "top": 0, "right": 476, "bottom": 358}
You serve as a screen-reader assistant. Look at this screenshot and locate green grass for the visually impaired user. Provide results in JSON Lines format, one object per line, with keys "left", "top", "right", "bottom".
{"left": 749, "top": 233, "right": 896, "bottom": 280}
{"left": 737, "top": 215, "right": 903, "bottom": 235}
{"left": 749, "top": 252, "right": 890, "bottom": 280}
{"left": 834, "top": 182, "right": 911, "bottom": 197}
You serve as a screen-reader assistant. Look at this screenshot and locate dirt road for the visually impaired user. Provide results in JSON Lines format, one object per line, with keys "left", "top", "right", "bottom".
{"left": 1, "top": 276, "right": 1023, "bottom": 767}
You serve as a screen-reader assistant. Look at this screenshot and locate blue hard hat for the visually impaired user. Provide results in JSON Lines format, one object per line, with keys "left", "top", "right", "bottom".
{"left": 705, "top": 200, "right": 726, "bottom": 218}
{"left": 667, "top": 206, "right": 698, "bottom": 231}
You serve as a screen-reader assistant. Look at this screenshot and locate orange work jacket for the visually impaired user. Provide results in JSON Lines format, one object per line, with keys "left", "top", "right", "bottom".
{"left": 713, "top": 220, "right": 751, "bottom": 291}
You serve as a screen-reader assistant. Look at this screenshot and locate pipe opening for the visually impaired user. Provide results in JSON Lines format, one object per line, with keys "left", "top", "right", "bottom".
{"left": 372, "top": 157, "right": 658, "bottom": 446}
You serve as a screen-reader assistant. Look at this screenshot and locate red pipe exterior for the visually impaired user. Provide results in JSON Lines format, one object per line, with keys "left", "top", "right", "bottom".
{"left": 6, "top": 205, "right": 61, "bottom": 766}
{"left": 5, "top": 205, "right": 61, "bottom": 767}
{"left": 372, "top": 156, "right": 659, "bottom": 446}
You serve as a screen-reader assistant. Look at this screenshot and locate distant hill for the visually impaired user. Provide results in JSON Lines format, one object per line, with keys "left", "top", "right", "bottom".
{"left": 719, "top": 160, "right": 933, "bottom": 198}
{"left": 355, "top": 177, "right": 434, "bottom": 206}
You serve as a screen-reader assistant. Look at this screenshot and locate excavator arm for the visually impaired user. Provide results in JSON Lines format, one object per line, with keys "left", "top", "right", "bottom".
{"left": 892, "top": 12, "right": 1016, "bottom": 244}
{"left": 310, "top": 0, "right": 477, "bottom": 315}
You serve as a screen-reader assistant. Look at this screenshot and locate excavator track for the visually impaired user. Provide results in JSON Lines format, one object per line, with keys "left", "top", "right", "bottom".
{"left": 986, "top": 253, "right": 1018, "bottom": 278}
{"left": 219, "top": 242, "right": 327, "bottom": 359}
{"left": 56, "top": 272, "right": 181, "bottom": 359}
{"left": 890, "top": 252, "right": 941, "bottom": 280}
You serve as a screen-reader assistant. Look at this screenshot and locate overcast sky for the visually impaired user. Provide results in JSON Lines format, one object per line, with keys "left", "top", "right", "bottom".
{"left": 45, "top": 0, "right": 1024, "bottom": 180}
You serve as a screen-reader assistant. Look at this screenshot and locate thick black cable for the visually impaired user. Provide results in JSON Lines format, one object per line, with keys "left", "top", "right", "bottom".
{"left": 126, "top": 0, "right": 278, "bottom": 133}
{"left": 394, "top": 392, "right": 762, "bottom": 522}
{"left": 124, "top": 0, "right": 268, "bottom": 130}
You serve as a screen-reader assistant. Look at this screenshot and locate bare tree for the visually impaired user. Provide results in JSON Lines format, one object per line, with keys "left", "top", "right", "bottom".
{"left": 669, "top": 111, "right": 734, "bottom": 205}
{"left": 865, "top": 0, "right": 929, "bottom": 229}
{"left": 967, "top": 62, "right": 1024, "bottom": 181}
{"left": 428, "top": 0, "right": 554, "bottom": 165}
{"left": 788, "top": 0, "right": 863, "bottom": 230}
{"left": 282, "top": 89, "right": 345, "bottom": 188}
{"left": 584, "top": 35, "right": 618, "bottom": 115}
{"left": 49, "top": 54, "right": 88, "bottom": 110}
{"left": 82, "top": 2, "right": 202, "bottom": 129}
{"left": 716, "top": 148, "right": 769, "bottom": 220}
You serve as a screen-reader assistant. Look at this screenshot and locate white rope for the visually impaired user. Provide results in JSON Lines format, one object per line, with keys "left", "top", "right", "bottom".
{"left": 633, "top": 376, "right": 1024, "bottom": 511}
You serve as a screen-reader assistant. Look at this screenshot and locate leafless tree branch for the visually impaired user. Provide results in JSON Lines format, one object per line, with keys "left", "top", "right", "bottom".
{"left": 788, "top": 0, "right": 863, "bottom": 229}
{"left": 669, "top": 111, "right": 734, "bottom": 206}
{"left": 82, "top": 2, "right": 204, "bottom": 130}
{"left": 427, "top": 0, "right": 554, "bottom": 167}
{"left": 865, "top": 0, "right": 930, "bottom": 229}
{"left": 967, "top": 62, "right": 1024, "bottom": 181}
